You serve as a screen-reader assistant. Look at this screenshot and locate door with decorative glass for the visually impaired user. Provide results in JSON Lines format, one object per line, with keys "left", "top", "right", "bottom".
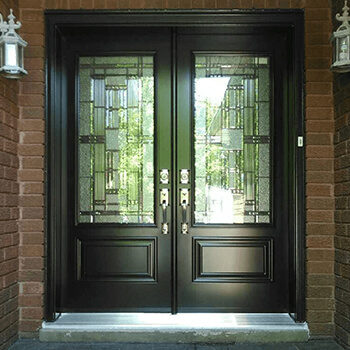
{"left": 176, "top": 30, "right": 291, "bottom": 312}
{"left": 54, "top": 23, "right": 300, "bottom": 313}
{"left": 61, "top": 28, "right": 173, "bottom": 311}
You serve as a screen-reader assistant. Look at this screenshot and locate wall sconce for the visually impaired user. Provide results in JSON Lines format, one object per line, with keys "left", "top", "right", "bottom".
{"left": 0, "top": 9, "right": 27, "bottom": 79}
{"left": 331, "top": 1, "right": 350, "bottom": 72}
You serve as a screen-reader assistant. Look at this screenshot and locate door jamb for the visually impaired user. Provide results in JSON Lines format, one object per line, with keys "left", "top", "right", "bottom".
{"left": 45, "top": 9, "right": 305, "bottom": 322}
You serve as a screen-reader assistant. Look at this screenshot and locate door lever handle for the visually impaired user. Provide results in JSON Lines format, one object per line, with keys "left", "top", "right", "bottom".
{"left": 160, "top": 189, "right": 169, "bottom": 234}
{"left": 180, "top": 189, "right": 189, "bottom": 234}
{"left": 181, "top": 200, "right": 187, "bottom": 223}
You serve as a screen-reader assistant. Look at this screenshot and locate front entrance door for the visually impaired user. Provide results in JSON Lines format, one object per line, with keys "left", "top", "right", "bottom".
{"left": 47, "top": 12, "right": 304, "bottom": 316}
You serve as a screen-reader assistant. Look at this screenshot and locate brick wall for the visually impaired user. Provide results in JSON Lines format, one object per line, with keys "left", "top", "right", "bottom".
{"left": 0, "top": 1, "right": 20, "bottom": 349}
{"left": 332, "top": 0, "right": 350, "bottom": 349}
{"left": 15, "top": 0, "right": 335, "bottom": 339}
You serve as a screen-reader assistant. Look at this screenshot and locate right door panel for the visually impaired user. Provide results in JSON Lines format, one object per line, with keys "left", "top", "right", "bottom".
{"left": 177, "top": 30, "right": 291, "bottom": 312}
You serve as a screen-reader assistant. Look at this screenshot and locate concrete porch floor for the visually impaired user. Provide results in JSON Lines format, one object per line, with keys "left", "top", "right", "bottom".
{"left": 8, "top": 339, "right": 345, "bottom": 349}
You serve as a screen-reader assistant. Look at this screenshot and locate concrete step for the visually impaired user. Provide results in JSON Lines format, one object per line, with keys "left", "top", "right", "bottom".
{"left": 39, "top": 313, "right": 309, "bottom": 343}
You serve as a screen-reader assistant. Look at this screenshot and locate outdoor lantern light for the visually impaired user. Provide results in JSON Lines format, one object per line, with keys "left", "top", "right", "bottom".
{"left": 0, "top": 9, "right": 27, "bottom": 79}
{"left": 331, "top": 0, "right": 350, "bottom": 72}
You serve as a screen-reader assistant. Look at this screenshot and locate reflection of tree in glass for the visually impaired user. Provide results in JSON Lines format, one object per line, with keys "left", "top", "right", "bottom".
{"left": 118, "top": 77, "right": 154, "bottom": 222}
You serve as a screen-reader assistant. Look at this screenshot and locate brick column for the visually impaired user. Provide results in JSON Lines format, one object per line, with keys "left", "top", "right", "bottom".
{"left": 332, "top": 0, "right": 350, "bottom": 348}
{"left": 18, "top": 0, "right": 45, "bottom": 336}
{"left": 0, "top": 1, "right": 20, "bottom": 349}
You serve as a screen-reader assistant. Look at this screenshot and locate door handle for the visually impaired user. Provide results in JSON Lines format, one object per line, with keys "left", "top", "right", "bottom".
{"left": 160, "top": 189, "right": 169, "bottom": 234}
{"left": 180, "top": 189, "right": 189, "bottom": 234}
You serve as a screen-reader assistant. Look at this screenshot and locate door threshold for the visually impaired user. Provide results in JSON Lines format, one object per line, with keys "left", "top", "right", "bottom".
{"left": 39, "top": 313, "right": 309, "bottom": 343}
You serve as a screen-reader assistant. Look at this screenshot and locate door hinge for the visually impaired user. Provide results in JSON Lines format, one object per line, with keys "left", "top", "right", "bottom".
{"left": 297, "top": 136, "right": 303, "bottom": 147}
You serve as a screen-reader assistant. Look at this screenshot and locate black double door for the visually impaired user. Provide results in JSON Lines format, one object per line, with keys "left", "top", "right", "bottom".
{"left": 59, "top": 25, "right": 293, "bottom": 313}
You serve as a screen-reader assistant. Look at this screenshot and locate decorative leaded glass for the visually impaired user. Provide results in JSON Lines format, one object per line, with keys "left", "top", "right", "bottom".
{"left": 194, "top": 55, "right": 271, "bottom": 224}
{"left": 78, "top": 56, "right": 155, "bottom": 224}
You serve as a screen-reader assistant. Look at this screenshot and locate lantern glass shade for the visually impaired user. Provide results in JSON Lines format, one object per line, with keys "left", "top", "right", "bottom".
{"left": 331, "top": 28, "right": 350, "bottom": 72}
{"left": 5, "top": 43, "right": 17, "bottom": 66}
{"left": 0, "top": 38, "right": 27, "bottom": 79}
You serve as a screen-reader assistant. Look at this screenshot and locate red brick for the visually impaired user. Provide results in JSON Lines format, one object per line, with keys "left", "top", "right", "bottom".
{"left": 18, "top": 170, "right": 44, "bottom": 182}
{"left": 252, "top": 0, "right": 264, "bottom": 7}
{"left": 305, "top": 95, "right": 333, "bottom": 109}
{"left": 307, "top": 236, "right": 334, "bottom": 249}
{"left": 18, "top": 220, "right": 44, "bottom": 233}
{"left": 303, "top": 0, "right": 331, "bottom": 8}
{"left": 20, "top": 183, "right": 44, "bottom": 194}
{"left": 307, "top": 310, "right": 334, "bottom": 323}
{"left": 307, "top": 198, "right": 334, "bottom": 210}
{"left": 154, "top": 0, "right": 168, "bottom": 8}
{"left": 306, "top": 82, "right": 332, "bottom": 95}
{"left": 21, "top": 157, "right": 44, "bottom": 169}
{"left": 18, "top": 145, "right": 44, "bottom": 156}
{"left": 19, "top": 245, "right": 43, "bottom": 258}
{"left": 19, "top": 0, "right": 44, "bottom": 8}
{"left": 307, "top": 261, "right": 334, "bottom": 274}
{"left": 105, "top": 0, "right": 119, "bottom": 8}
{"left": 204, "top": 0, "right": 216, "bottom": 7}
{"left": 20, "top": 307, "right": 43, "bottom": 320}
{"left": 306, "top": 159, "right": 333, "bottom": 171}
{"left": 19, "top": 195, "right": 43, "bottom": 207}
{"left": 308, "top": 274, "right": 335, "bottom": 286}
{"left": 306, "top": 171, "right": 334, "bottom": 184}
{"left": 306, "top": 184, "right": 333, "bottom": 196}
{"left": 309, "top": 323, "right": 334, "bottom": 336}
{"left": 21, "top": 34, "right": 45, "bottom": 46}
{"left": 305, "top": 57, "right": 332, "bottom": 70}
{"left": 306, "top": 145, "right": 333, "bottom": 159}
{"left": 21, "top": 207, "right": 44, "bottom": 219}
{"left": 307, "top": 210, "right": 334, "bottom": 223}
{"left": 216, "top": 0, "right": 229, "bottom": 8}
{"left": 21, "top": 22, "right": 44, "bottom": 34}
{"left": 307, "top": 248, "right": 335, "bottom": 261}
{"left": 192, "top": 0, "right": 204, "bottom": 8}
{"left": 18, "top": 319, "right": 42, "bottom": 332}
{"left": 20, "top": 282, "right": 43, "bottom": 294}
{"left": 68, "top": 0, "right": 81, "bottom": 9}
{"left": 306, "top": 298, "right": 335, "bottom": 310}
{"left": 18, "top": 120, "right": 45, "bottom": 132}
{"left": 305, "top": 21, "right": 332, "bottom": 34}
{"left": 19, "top": 257, "right": 43, "bottom": 270}
{"left": 3, "top": 272, "right": 18, "bottom": 288}
{"left": 20, "top": 9, "right": 44, "bottom": 22}
{"left": 21, "top": 233, "right": 44, "bottom": 245}
{"left": 23, "top": 46, "right": 45, "bottom": 59}
{"left": 22, "top": 58, "right": 44, "bottom": 71}
{"left": 306, "top": 69, "right": 333, "bottom": 82}
{"left": 21, "top": 70, "right": 44, "bottom": 83}
{"left": 306, "top": 120, "right": 334, "bottom": 133}
{"left": 305, "top": 8, "right": 330, "bottom": 21}
{"left": 20, "top": 107, "right": 44, "bottom": 119}
{"left": 21, "top": 132, "right": 44, "bottom": 145}
{"left": 265, "top": 0, "right": 278, "bottom": 7}
{"left": 306, "top": 108, "right": 334, "bottom": 121}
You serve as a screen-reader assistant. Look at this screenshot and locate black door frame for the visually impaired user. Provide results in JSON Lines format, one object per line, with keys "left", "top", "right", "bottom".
{"left": 45, "top": 9, "right": 305, "bottom": 322}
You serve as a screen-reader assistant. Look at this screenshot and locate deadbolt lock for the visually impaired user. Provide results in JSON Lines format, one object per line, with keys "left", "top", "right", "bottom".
{"left": 180, "top": 169, "right": 190, "bottom": 184}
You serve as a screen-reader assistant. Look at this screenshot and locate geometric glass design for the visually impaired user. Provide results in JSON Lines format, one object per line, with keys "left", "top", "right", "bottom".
{"left": 78, "top": 56, "right": 154, "bottom": 224}
{"left": 194, "top": 55, "right": 270, "bottom": 224}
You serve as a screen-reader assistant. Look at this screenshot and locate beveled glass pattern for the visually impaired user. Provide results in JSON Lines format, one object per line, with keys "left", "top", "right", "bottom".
{"left": 194, "top": 55, "right": 271, "bottom": 224}
{"left": 78, "top": 56, "right": 154, "bottom": 224}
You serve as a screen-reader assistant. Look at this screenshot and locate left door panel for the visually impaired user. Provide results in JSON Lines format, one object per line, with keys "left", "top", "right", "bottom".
{"left": 59, "top": 28, "right": 172, "bottom": 312}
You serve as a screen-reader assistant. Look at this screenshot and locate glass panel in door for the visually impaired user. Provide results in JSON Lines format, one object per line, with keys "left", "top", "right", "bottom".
{"left": 194, "top": 55, "right": 271, "bottom": 224}
{"left": 78, "top": 56, "right": 155, "bottom": 224}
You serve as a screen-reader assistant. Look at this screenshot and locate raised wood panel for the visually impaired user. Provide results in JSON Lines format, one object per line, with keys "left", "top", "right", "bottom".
{"left": 193, "top": 238, "right": 273, "bottom": 283}
{"left": 77, "top": 237, "right": 157, "bottom": 282}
